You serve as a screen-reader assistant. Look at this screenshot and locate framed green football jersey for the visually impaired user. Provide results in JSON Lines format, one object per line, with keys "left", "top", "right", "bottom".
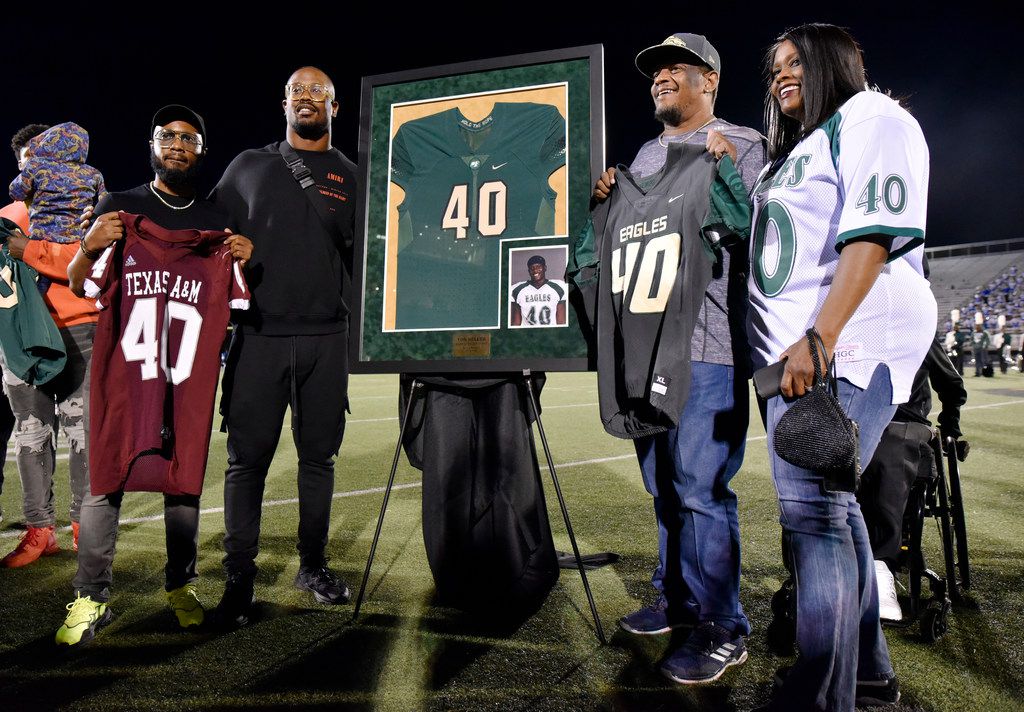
{"left": 353, "top": 45, "right": 602, "bottom": 373}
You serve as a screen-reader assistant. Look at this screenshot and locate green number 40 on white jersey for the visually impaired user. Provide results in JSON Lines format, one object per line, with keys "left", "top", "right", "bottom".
{"left": 856, "top": 173, "right": 908, "bottom": 215}
{"left": 752, "top": 199, "right": 797, "bottom": 298}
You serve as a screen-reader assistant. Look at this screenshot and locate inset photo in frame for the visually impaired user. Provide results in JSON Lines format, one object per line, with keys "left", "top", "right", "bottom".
{"left": 508, "top": 246, "right": 568, "bottom": 329}
{"left": 353, "top": 45, "right": 603, "bottom": 373}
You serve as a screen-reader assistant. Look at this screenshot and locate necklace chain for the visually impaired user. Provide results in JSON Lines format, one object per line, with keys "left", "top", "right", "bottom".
{"left": 149, "top": 182, "right": 195, "bottom": 210}
{"left": 658, "top": 117, "right": 717, "bottom": 148}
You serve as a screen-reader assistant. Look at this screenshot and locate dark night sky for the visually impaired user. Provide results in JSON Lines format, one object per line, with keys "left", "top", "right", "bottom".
{"left": 3, "top": 6, "right": 1020, "bottom": 247}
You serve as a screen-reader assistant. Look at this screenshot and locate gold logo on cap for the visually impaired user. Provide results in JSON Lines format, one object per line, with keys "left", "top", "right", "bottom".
{"left": 664, "top": 36, "right": 687, "bottom": 48}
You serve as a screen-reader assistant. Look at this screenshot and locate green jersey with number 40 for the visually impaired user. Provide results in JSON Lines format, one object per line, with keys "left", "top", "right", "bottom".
{"left": 747, "top": 91, "right": 936, "bottom": 403}
{"left": 390, "top": 102, "right": 566, "bottom": 330}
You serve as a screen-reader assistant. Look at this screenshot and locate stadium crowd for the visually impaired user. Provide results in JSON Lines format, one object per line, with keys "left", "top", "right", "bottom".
{"left": 952, "top": 266, "right": 1024, "bottom": 333}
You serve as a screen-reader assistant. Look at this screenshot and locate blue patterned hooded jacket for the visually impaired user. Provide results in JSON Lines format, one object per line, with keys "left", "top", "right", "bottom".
{"left": 9, "top": 122, "right": 106, "bottom": 244}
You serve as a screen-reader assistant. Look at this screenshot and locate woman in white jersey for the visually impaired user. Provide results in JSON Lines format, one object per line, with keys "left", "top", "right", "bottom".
{"left": 741, "top": 24, "right": 936, "bottom": 712}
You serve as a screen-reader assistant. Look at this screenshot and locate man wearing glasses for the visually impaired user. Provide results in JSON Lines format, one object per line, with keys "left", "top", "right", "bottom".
{"left": 53, "top": 105, "right": 252, "bottom": 646}
{"left": 210, "top": 66, "right": 358, "bottom": 628}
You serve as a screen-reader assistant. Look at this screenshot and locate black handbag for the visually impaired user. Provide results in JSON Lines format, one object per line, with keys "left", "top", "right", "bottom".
{"left": 773, "top": 329, "right": 861, "bottom": 492}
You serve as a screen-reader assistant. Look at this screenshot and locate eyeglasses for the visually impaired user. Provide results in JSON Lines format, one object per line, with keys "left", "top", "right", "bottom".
{"left": 152, "top": 128, "right": 203, "bottom": 153}
{"left": 285, "top": 83, "right": 334, "bottom": 102}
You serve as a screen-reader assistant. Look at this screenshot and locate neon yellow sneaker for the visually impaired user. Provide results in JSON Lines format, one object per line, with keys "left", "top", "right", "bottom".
{"left": 167, "top": 584, "right": 205, "bottom": 628}
{"left": 55, "top": 594, "right": 112, "bottom": 646}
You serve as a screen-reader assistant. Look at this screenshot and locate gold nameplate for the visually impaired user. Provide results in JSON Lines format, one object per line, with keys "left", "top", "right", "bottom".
{"left": 452, "top": 333, "right": 492, "bottom": 358}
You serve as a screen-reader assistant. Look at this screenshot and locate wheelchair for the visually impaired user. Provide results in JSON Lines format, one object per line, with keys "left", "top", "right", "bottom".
{"left": 766, "top": 430, "right": 970, "bottom": 650}
{"left": 890, "top": 431, "right": 971, "bottom": 642}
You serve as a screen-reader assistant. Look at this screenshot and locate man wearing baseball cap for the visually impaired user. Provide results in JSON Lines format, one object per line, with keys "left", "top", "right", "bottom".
{"left": 54, "top": 104, "right": 252, "bottom": 647}
{"left": 593, "top": 33, "right": 767, "bottom": 684}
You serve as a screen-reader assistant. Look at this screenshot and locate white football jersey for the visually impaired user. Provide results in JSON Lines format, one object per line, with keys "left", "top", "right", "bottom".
{"left": 748, "top": 91, "right": 936, "bottom": 404}
{"left": 511, "top": 279, "right": 566, "bottom": 327}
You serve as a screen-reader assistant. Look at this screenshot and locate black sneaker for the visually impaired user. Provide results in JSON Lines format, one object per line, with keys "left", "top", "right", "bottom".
{"left": 619, "top": 594, "right": 696, "bottom": 635}
{"left": 773, "top": 666, "right": 901, "bottom": 706}
{"left": 295, "top": 565, "right": 350, "bottom": 605}
{"left": 215, "top": 573, "right": 255, "bottom": 629}
{"left": 660, "top": 621, "right": 747, "bottom": 685}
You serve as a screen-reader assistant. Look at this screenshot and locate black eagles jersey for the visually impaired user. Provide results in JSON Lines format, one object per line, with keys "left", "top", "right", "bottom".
{"left": 570, "top": 143, "right": 751, "bottom": 438}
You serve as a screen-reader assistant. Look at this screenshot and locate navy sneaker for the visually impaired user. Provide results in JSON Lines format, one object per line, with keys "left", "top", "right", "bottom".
{"left": 660, "top": 622, "right": 747, "bottom": 685}
{"left": 773, "top": 666, "right": 901, "bottom": 706}
{"left": 295, "top": 565, "right": 350, "bottom": 605}
{"left": 618, "top": 595, "right": 695, "bottom": 635}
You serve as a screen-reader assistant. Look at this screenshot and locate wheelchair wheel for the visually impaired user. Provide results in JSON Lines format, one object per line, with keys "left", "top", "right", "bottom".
{"left": 945, "top": 438, "right": 971, "bottom": 590}
{"left": 932, "top": 443, "right": 960, "bottom": 600}
{"left": 905, "top": 480, "right": 928, "bottom": 608}
{"left": 921, "top": 601, "right": 949, "bottom": 643}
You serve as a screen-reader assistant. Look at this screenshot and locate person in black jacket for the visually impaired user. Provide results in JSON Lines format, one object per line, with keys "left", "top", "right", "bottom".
{"left": 857, "top": 335, "right": 967, "bottom": 621}
{"left": 210, "top": 66, "right": 358, "bottom": 627}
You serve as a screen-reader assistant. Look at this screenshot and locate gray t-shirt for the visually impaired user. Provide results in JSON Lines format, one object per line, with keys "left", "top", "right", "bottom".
{"left": 629, "top": 118, "right": 766, "bottom": 370}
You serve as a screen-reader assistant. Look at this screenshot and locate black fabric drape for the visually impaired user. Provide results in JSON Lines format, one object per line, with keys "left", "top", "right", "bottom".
{"left": 399, "top": 374, "right": 558, "bottom": 616}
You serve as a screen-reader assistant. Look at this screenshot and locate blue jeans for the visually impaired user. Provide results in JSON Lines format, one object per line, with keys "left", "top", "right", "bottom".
{"left": 767, "top": 365, "right": 897, "bottom": 712}
{"left": 634, "top": 361, "right": 749, "bottom": 635}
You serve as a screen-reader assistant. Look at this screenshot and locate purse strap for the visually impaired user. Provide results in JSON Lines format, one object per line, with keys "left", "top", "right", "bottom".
{"left": 805, "top": 328, "right": 838, "bottom": 396}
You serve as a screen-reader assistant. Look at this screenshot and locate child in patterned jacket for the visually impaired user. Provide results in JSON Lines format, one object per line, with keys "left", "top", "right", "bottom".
{"left": 9, "top": 122, "right": 106, "bottom": 294}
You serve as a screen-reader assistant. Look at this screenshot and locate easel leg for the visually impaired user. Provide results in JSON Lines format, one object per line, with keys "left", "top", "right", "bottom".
{"left": 522, "top": 369, "right": 606, "bottom": 644}
{"left": 352, "top": 378, "right": 422, "bottom": 621}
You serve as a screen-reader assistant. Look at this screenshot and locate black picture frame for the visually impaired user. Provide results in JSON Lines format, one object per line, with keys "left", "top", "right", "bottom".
{"left": 350, "top": 45, "right": 604, "bottom": 374}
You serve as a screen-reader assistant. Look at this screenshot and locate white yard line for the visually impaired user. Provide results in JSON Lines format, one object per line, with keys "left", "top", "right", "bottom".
{"left": 0, "top": 452, "right": 652, "bottom": 538}
{"left": 8, "top": 397, "right": 1014, "bottom": 465}
{"left": 2, "top": 396, "right": 1017, "bottom": 531}
{"left": 0, "top": 482, "right": 425, "bottom": 539}
{"left": 962, "top": 399, "right": 1024, "bottom": 410}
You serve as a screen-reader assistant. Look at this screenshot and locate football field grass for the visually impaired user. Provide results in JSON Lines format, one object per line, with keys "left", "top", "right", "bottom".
{"left": 1, "top": 372, "right": 1022, "bottom": 711}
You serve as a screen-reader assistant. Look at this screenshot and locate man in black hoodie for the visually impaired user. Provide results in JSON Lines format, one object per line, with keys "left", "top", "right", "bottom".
{"left": 211, "top": 66, "right": 357, "bottom": 626}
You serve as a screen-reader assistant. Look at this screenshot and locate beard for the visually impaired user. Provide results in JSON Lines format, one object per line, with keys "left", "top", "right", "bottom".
{"left": 150, "top": 150, "right": 200, "bottom": 190}
{"left": 654, "top": 104, "right": 683, "bottom": 127}
{"left": 290, "top": 116, "right": 329, "bottom": 141}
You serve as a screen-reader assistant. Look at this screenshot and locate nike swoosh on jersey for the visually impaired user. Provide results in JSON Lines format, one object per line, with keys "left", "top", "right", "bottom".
{"left": 491, "top": 162, "right": 509, "bottom": 170}
{"left": 668, "top": 193, "right": 686, "bottom": 203}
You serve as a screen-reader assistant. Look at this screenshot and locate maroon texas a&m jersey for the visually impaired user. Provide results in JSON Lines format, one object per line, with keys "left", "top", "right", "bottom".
{"left": 86, "top": 212, "right": 249, "bottom": 495}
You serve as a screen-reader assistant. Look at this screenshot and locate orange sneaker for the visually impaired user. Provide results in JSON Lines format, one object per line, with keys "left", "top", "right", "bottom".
{"left": 1, "top": 526, "right": 60, "bottom": 568}
{"left": 72, "top": 522, "right": 80, "bottom": 551}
